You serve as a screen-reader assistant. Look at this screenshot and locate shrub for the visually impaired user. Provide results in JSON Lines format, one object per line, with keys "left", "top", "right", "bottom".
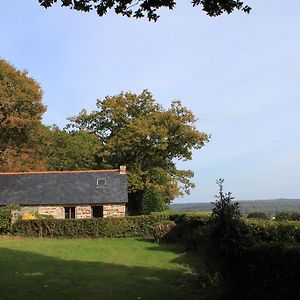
{"left": 140, "top": 189, "right": 166, "bottom": 215}
{"left": 247, "top": 212, "right": 269, "bottom": 220}
{"left": 275, "top": 211, "right": 300, "bottom": 221}
{"left": 0, "top": 205, "right": 20, "bottom": 233}
{"left": 12, "top": 215, "right": 169, "bottom": 238}
{"left": 246, "top": 219, "right": 300, "bottom": 244}
{"left": 152, "top": 220, "right": 176, "bottom": 242}
{"left": 227, "top": 243, "right": 300, "bottom": 299}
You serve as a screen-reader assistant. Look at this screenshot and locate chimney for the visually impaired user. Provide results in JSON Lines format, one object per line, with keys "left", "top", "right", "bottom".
{"left": 119, "top": 166, "right": 126, "bottom": 175}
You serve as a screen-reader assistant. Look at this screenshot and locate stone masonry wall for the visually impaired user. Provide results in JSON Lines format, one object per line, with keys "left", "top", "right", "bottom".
{"left": 76, "top": 205, "right": 92, "bottom": 219}
{"left": 103, "top": 204, "right": 126, "bottom": 218}
{"left": 12, "top": 204, "right": 125, "bottom": 221}
{"left": 38, "top": 206, "right": 64, "bottom": 219}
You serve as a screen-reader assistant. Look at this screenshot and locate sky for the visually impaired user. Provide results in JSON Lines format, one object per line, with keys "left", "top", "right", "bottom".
{"left": 1, "top": 0, "right": 300, "bottom": 203}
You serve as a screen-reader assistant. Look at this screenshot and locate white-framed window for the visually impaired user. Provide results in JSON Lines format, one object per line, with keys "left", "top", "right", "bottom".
{"left": 96, "top": 178, "right": 106, "bottom": 188}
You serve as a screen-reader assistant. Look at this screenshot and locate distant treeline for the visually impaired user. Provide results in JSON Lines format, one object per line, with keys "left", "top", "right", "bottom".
{"left": 170, "top": 199, "right": 300, "bottom": 217}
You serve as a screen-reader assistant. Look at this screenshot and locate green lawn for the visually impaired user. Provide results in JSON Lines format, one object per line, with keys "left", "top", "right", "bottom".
{"left": 0, "top": 237, "right": 195, "bottom": 300}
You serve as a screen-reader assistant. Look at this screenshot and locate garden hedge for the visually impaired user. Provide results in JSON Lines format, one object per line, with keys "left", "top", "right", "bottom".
{"left": 12, "top": 215, "right": 169, "bottom": 238}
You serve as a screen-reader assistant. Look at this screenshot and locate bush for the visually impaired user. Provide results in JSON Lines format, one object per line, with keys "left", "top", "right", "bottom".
{"left": 140, "top": 189, "right": 166, "bottom": 215}
{"left": 246, "top": 219, "right": 300, "bottom": 244}
{"left": 152, "top": 220, "right": 176, "bottom": 242}
{"left": 194, "top": 180, "right": 300, "bottom": 299}
{"left": 227, "top": 243, "right": 300, "bottom": 299}
{"left": 12, "top": 215, "right": 169, "bottom": 238}
{"left": 247, "top": 212, "right": 269, "bottom": 220}
{"left": 275, "top": 211, "right": 300, "bottom": 221}
{"left": 159, "top": 212, "right": 210, "bottom": 248}
{"left": 0, "top": 205, "right": 20, "bottom": 233}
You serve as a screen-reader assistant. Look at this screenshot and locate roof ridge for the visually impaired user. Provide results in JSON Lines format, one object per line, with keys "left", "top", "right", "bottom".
{"left": 0, "top": 169, "right": 120, "bottom": 175}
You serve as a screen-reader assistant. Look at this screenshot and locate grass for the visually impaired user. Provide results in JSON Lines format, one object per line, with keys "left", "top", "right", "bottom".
{"left": 0, "top": 237, "right": 196, "bottom": 300}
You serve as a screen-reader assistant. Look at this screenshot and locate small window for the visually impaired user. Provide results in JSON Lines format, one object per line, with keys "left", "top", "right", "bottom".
{"left": 64, "top": 207, "right": 75, "bottom": 219}
{"left": 92, "top": 206, "right": 103, "bottom": 218}
{"left": 96, "top": 178, "right": 106, "bottom": 188}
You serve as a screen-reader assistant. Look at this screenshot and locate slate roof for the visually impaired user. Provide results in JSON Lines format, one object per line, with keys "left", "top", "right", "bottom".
{"left": 0, "top": 170, "right": 128, "bottom": 206}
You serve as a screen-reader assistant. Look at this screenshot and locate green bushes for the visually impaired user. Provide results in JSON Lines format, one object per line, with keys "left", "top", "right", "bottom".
{"left": 0, "top": 205, "right": 20, "bottom": 233}
{"left": 247, "top": 211, "right": 269, "bottom": 219}
{"left": 227, "top": 243, "right": 300, "bottom": 300}
{"left": 188, "top": 180, "right": 300, "bottom": 299}
{"left": 12, "top": 215, "right": 169, "bottom": 238}
{"left": 275, "top": 211, "right": 300, "bottom": 221}
{"left": 247, "top": 219, "right": 300, "bottom": 244}
{"left": 140, "top": 189, "right": 166, "bottom": 215}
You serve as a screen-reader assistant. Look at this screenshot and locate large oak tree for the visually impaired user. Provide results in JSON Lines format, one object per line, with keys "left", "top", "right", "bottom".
{"left": 67, "top": 90, "right": 209, "bottom": 212}
{"left": 39, "top": 0, "right": 251, "bottom": 21}
{"left": 0, "top": 60, "right": 48, "bottom": 171}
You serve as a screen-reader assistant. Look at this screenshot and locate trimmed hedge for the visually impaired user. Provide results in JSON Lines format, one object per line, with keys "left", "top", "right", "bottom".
{"left": 275, "top": 211, "right": 300, "bottom": 221}
{"left": 225, "top": 243, "right": 300, "bottom": 300}
{"left": 0, "top": 205, "right": 20, "bottom": 233}
{"left": 246, "top": 211, "right": 269, "bottom": 220}
{"left": 12, "top": 215, "right": 169, "bottom": 238}
{"left": 246, "top": 219, "right": 300, "bottom": 244}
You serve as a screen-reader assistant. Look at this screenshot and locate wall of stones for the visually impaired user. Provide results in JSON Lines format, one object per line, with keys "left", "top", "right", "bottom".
{"left": 103, "top": 204, "right": 126, "bottom": 218}
{"left": 38, "top": 206, "right": 64, "bottom": 219}
{"left": 12, "top": 203, "right": 126, "bottom": 221}
{"left": 76, "top": 205, "right": 92, "bottom": 219}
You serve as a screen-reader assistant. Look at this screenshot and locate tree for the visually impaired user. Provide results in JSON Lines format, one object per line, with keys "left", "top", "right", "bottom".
{"left": 67, "top": 90, "right": 209, "bottom": 213}
{"left": 0, "top": 59, "right": 48, "bottom": 172}
{"left": 140, "top": 189, "right": 166, "bottom": 215}
{"left": 46, "top": 126, "right": 101, "bottom": 171}
{"left": 39, "top": 0, "right": 251, "bottom": 21}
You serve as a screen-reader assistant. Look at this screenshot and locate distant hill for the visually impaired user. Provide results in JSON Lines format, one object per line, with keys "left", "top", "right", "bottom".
{"left": 170, "top": 199, "right": 300, "bottom": 217}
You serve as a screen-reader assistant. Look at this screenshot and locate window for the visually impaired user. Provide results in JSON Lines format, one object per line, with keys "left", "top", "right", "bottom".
{"left": 64, "top": 207, "right": 75, "bottom": 219}
{"left": 92, "top": 206, "right": 103, "bottom": 218}
{"left": 96, "top": 178, "right": 106, "bottom": 188}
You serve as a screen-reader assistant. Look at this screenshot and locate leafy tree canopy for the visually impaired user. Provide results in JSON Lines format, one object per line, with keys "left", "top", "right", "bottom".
{"left": 0, "top": 59, "right": 48, "bottom": 172}
{"left": 67, "top": 90, "right": 209, "bottom": 211}
{"left": 46, "top": 126, "right": 101, "bottom": 171}
{"left": 39, "top": 0, "right": 251, "bottom": 21}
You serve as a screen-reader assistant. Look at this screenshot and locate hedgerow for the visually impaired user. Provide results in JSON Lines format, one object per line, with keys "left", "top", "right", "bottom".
{"left": 12, "top": 215, "right": 169, "bottom": 238}
{"left": 0, "top": 205, "right": 20, "bottom": 233}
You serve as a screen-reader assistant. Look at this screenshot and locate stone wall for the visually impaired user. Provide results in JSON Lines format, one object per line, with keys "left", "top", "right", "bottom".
{"left": 12, "top": 203, "right": 126, "bottom": 221}
{"left": 76, "top": 205, "right": 92, "bottom": 219}
{"left": 38, "top": 206, "right": 64, "bottom": 219}
{"left": 103, "top": 204, "right": 126, "bottom": 218}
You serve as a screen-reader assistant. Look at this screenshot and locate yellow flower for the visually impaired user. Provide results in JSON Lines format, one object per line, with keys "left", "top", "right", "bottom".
{"left": 22, "top": 213, "right": 37, "bottom": 220}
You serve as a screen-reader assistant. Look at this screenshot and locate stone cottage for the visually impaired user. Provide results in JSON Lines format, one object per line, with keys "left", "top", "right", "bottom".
{"left": 0, "top": 167, "right": 128, "bottom": 219}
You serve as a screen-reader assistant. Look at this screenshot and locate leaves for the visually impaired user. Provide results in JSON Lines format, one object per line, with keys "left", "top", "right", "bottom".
{"left": 46, "top": 127, "right": 101, "bottom": 171}
{"left": 0, "top": 60, "right": 48, "bottom": 171}
{"left": 38, "top": 0, "right": 251, "bottom": 21}
{"left": 68, "top": 90, "right": 209, "bottom": 204}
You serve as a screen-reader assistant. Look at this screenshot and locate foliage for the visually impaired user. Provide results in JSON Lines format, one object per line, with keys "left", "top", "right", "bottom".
{"left": 275, "top": 211, "right": 300, "bottom": 221}
{"left": 246, "top": 219, "right": 300, "bottom": 245}
{"left": 0, "top": 205, "right": 20, "bottom": 233}
{"left": 189, "top": 181, "right": 300, "bottom": 299}
{"left": 225, "top": 243, "right": 300, "bottom": 300}
{"left": 12, "top": 215, "right": 169, "bottom": 238}
{"left": 67, "top": 90, "right": 209, "bottom": 212}
{"left": 246, "top": 211, "right": 269, "bottom": 220}
{"left": 46, "top": 126, "right": 101, "bottom": 170}
{"left": 152, "top": 220, "right": 176, "bottom": 242}
{"left": 0, "top": 59, "right": 48, "bottom": 172}
{"left": 38, "top": 0, "right": 251, "bottom": 21}
{"left": 139, "top": 189, "right": 166, "bottom": 215}
{"left": 152, "top": 212, "right": 210, "bottom": 246}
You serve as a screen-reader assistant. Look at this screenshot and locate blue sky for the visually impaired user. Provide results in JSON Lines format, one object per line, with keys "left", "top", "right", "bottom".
{"left": 1, "top": 1, "right": 300, "bottom": 203}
